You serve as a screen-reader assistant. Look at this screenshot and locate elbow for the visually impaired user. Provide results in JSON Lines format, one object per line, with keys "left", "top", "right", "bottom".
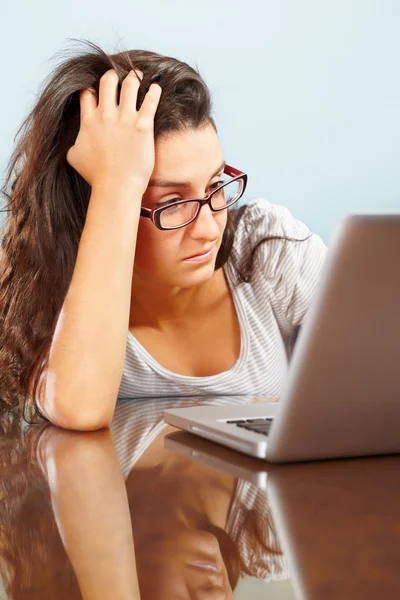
{"left": 39, "top": 385, "right": 114, "bottom": 432}
{"left": 41, "top": 402, "right": 113, "bottom": 431}
{"left": 53, "top": 412, "right": 112, "bottom": 431}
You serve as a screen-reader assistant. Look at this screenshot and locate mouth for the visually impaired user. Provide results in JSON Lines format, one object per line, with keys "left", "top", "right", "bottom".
{"left": 183, "top": 245, "right": 216, "bottom": 262}
{"left": 187, "top": 560, "right": 221, "bottom": 573}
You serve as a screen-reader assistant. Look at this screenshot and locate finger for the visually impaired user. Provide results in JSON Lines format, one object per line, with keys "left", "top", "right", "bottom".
{"left": 98, "top": 69, "right": 119, "bottom": 112}
{"left": 79, "top": 88, "right": 97, "bottom": 121}
{"left": 118, "top": 69, "right": 143, "bottom": 113}
{"left": 137, "top": 82, "right": 162, "bottom": 124}
{"left": 132, "top": 68, "right": 144, "bottom": 81}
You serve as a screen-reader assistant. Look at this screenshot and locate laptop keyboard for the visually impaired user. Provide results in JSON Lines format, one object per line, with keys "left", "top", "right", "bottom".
{"left": 225, "top": 417, "right": 275, "bottom": 437}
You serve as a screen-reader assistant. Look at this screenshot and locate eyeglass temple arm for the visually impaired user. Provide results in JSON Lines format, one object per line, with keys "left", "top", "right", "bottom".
{"left": 140, "top": 206, "right": 152, "bottom": 218}
{"left": 224, "top": 164, "right": 244, "bottom": 177}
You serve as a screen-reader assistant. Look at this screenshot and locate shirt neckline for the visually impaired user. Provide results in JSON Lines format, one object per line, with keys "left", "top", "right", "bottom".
{"left": 127, "top": 260, "right": 249, "bottom": 384}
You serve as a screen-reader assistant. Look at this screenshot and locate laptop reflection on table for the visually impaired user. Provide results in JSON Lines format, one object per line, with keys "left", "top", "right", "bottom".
{"left": 165, "top": 430, "right": 400, "bottom": 599}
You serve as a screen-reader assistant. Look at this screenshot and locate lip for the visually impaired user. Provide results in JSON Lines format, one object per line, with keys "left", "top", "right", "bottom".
{"left": 186, "top": 561, "right": 221, "bottom": 573}
{"left": 183, "top": 245, "right": 216, "bottom": 263}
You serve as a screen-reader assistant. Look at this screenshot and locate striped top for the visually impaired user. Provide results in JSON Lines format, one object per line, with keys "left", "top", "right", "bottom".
{"left": 117, "top": 197, "right": 328, "bottom": 400}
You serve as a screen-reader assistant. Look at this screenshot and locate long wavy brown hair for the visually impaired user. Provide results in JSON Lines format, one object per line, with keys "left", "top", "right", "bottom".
{"left": 0, "top": 39, "right": 309, "bottom": 424}
{"left": 0, "top": 417, "right": 80, "bottom": 598}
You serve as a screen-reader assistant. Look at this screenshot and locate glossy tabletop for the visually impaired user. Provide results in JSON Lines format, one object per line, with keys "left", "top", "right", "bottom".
{"left": 1, "top": 395, "right": 400, "bottom": 599}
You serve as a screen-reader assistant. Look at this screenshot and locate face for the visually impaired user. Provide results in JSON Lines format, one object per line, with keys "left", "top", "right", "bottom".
{"left": 135, "top": 527, "right": 234, "bottom": 599}
{"left": 134, "top": 124, "right": 227, "bottom": 290}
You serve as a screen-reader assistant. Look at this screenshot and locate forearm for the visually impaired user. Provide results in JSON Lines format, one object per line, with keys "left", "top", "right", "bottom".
{"left": 41, "top": 182, "right": 142, "bottom": 430}
{"left": 41, "top": 427, "right": 141, "bottom": 599}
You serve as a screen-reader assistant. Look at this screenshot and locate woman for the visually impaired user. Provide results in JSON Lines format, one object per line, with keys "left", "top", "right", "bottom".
{"left": 0, "top": 40, "right": 327, "bottom": 430}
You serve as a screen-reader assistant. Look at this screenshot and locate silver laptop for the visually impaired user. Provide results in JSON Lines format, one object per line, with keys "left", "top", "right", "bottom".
{"left": 164, "top": 212, "right": 400, "bottom": 463}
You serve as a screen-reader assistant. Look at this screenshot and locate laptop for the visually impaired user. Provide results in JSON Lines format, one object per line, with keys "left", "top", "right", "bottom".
{"left": 164, "top": 212, "right": 400, "bottom": 462}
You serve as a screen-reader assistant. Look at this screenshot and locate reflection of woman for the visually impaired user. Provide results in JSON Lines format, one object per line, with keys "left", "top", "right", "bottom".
{"left": 0, "top": 399, "right": 287, "bottom": 598}
{"left": 0, "top": 40, "right": 327, "bottom": 429}
{"left": 112, "top": 397, "right": 287, "bottom": 596}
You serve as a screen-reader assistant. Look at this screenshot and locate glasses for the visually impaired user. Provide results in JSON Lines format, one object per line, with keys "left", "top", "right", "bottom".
{"left": 140, "top": 164, "right": 247, "bottom": 230}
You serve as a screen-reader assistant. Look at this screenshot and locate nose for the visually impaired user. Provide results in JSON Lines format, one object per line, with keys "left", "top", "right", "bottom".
{"left": 188, "top": 201, "right": 221, "bottom": 241}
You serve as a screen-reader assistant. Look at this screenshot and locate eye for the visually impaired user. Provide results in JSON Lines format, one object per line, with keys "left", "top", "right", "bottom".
{"left": 163, "top": 203, "right": 181, "bottom": 214}
{"left": 155, "top": 179, "right": 225, "bottom": 208}
{"left": 157, "top": 197, "right": 182, "bottom": 208}
{"left": 210, "top": 179, "right": 224, "bottom": 190}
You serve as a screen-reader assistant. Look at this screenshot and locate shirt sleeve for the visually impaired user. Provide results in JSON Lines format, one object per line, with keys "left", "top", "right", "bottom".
{"left": 237, "top": 198, "right": 329, "bottom": 329}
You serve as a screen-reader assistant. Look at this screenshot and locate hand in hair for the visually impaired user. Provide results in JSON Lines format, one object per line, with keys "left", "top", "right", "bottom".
{"left": 66, "top": 68, "right": 162, "bottom": 193}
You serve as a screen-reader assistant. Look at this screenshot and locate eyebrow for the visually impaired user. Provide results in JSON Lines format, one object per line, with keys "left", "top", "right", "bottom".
{"left": 148, "top": 160, "right": 226, "bottom": 188}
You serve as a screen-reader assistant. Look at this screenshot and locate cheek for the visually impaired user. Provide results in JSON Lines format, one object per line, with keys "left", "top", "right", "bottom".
{"left": 214, "top": 211, "right": 228, "bottom": 247}
{"left": 137, "top": 568, "right": 186, "bottom": 600}
{"left": 218, "top": 211, "right": 228, "bottom": 235}
{"left": 134, "top": 221, "right": 180, "bottom": 272}
{"left": 135, "top": 546, "right": 187, "bottom": 598}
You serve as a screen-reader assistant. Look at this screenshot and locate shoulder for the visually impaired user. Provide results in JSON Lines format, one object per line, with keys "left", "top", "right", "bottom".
{"left": 230, "top": 197, "right": 327, "bottom": 281}
{"left": 236, "top": 197, "right": 312, "bottom": 242}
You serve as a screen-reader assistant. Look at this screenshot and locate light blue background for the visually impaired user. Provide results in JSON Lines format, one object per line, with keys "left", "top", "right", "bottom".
{"left": 1, "top": 0, "right": 399, "bottom": 244}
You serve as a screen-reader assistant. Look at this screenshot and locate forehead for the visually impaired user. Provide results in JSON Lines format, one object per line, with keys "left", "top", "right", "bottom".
{"left": 152, "top": 124, "right": 223, "bottom": 181}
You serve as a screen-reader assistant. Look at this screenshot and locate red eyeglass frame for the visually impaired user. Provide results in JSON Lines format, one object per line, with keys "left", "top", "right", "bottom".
{"left": 140, "top": 164, "right": 247, "bottom": 230}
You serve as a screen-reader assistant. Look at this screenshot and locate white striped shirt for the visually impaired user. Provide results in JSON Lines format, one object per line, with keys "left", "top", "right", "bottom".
{"left": 117, "top": 197, "right": 328, "bottom": 400}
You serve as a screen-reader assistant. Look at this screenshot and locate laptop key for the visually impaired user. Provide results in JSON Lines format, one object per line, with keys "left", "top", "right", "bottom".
{"left": 244, "top": 424, "right": 272, "bottom": 432}
{"left": 245, "top": 418, "right": 274, "bottom": 424}
{"left": 244, "top": 427, "right": 270, "bottom": 436}
{"left": 226, "top": 418, "right": 275, "bottom": 437}
{"left": 243, "top": 422, "right": 274, "bottom": 436}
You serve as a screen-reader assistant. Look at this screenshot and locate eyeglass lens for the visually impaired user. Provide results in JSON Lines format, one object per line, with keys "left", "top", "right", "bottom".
{"left": 159, "top": 179, "right": 242, "bottom": 229}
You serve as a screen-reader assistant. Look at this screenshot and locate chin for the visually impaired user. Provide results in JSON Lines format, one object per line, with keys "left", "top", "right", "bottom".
{"left": 174, "top": 265, "right": 217, "bottom": 289}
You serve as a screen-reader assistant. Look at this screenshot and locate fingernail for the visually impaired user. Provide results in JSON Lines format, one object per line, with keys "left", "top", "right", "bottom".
{"left": 150, "top": 74, "right": 162, "bottom": 85}
{"left": 130, "top": 69, "right": 143, "bottom": 79}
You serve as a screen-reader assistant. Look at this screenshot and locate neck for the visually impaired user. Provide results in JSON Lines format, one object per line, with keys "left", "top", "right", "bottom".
{"left": 129, "top": 462, "right": 235, "bottom": 540}
{"left": 129, "top": 268, "right": 226, "bottom": 328}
